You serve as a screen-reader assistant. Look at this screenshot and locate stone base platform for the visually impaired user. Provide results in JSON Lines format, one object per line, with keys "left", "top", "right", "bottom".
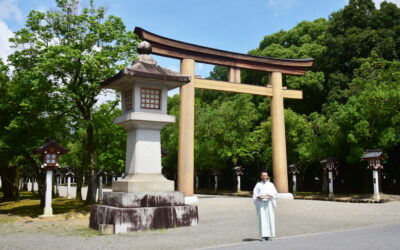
{"left": 89, "top": 192, "right": 198, "bottom": 234}
{"left": 112, "top": 174, "right": 174, "bottom": 193}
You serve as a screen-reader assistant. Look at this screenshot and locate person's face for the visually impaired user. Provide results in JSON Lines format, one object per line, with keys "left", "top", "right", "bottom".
{"left": 260, "top": 173, "right": 269, "bottom": 182}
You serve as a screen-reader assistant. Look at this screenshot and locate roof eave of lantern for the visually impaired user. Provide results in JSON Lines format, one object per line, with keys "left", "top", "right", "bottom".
{"left": 33, "top": 139, "right": 69, "bottom": 155}
{"left": 320, "top": 157, "right": 337, "bottom": 165}
{"left": 361, "top": 149, "right": 385, "bottom": 160}
{"left": 101, "top": 53, "right": 191, "bottom": 91}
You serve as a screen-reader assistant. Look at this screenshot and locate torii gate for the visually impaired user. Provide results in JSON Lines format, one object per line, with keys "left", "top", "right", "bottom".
{"left": 134, "top": 27, "right": 314, "bottom": 198}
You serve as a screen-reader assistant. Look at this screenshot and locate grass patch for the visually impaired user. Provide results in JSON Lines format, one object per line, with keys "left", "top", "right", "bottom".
{"left": 0, "top": 192, "right": 90, "bottom": 218}
{"left": 0, "top": 215, "right": 18, "bottom": 223}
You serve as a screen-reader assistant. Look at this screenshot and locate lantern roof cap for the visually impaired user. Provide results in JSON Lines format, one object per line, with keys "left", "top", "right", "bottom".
{"left": 101, "top": 41, "right": 191, "bottom": 90}
{"left": 361, "top": 149, "right": 384, "bottom": 159}
{"left": 320, "top": 157, "right": 337, "bottom": 164}
{"left": 33, "top": 139, "right": 69, "bottom": 155}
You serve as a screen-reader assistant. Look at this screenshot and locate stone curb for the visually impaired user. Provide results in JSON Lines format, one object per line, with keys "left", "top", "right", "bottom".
{"left": 294, "top": 197, "right": 388, "bottom": 203}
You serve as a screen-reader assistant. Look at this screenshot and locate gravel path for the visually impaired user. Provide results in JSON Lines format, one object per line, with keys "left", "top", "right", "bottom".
{"left": 0, "top": 195, "right": 399, "bottom": 250}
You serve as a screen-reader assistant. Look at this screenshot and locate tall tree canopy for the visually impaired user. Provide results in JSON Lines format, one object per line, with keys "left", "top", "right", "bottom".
{"left": 8, "top": 0, "right": 138, "bottom": 203}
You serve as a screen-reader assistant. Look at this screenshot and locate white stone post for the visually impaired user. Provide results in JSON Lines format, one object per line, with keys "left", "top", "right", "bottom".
{"left": 98, "top": 175, "right": 103, "bottom": 202}
{"left": 292, "top": 174, "right": 297, "bottom": 194}
{"left": 67, "top": 176, "right": 71, "bottom": 199}
{"left": 237, "top": 175, "right": 241, "bottom": 193}
{"left": 373, "top": 170, "right": 380, "bottom": 201}
{"left": 55, "top": 176, "right": 60, "bottom": 196}
{"left": 31, "top": 178, "right": 35, "bottom": 192}
{"left": 328, "top": 171, "right": 334, "bottom": 199}
{"left": 42, "top": 170, "right": 54, "bottom": 217}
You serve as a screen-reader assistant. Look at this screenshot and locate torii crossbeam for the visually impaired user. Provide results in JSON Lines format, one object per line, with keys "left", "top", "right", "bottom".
{"left": 134, "top": 27, "right": 314, "bottom": 199}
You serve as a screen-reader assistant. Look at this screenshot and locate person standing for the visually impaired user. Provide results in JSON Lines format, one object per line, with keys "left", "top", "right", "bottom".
{"left": 252, "top": 171, "right": 278, "bottom": 241}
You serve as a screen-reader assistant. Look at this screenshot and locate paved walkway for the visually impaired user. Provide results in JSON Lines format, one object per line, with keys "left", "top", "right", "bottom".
{"left": 1, "top": 194, "right": 400, "bottom": 249}
{"left": 202, "top": 224, "right": 400, "bottom": 250}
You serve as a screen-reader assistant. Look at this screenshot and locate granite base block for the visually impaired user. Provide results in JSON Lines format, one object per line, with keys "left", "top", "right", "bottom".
{"left": 102, "top": 191, "right": 184, "bottom": 208}
{"left": 90, "top": 204, "right": 198, "bottom": 233}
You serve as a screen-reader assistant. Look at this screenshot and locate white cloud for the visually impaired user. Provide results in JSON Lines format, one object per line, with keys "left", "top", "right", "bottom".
{"left": 96, "top": 89, "right": 117, "bottom": 106}
{"left": 267, "top": 0, "right": 298, "bottom": 8}
{"left": 0, "top": 20, "right": 14, "bottom": 62}
{"left": 167, "top": 65, "right": 179, "bottom": 72}
{"left": 373, "top": 0, "right": 400, "bottom": 8}
{"left": 0, "top": 0, "right": 24, "bottom": 62}
{"left": 0, "top": 0, "right": 23, "bottom": 21}
{"left": 196, "top": 63, "right": 204, "bottom": 72}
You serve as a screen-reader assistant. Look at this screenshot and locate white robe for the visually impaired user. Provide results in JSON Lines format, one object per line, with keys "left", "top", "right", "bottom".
{"left": 252, "top": 181, "right": 277, "bottom": 238}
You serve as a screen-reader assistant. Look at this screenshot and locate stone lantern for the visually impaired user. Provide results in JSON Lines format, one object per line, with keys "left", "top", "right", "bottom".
{"left": 34, "top": 139, "right": 68, "bottom": 217}
{"left": 288, "top": 163, "right": 299, "bottom": 194}
{"left": 90, "top": 41, "right": 198, "bottom": 234}
{"left": 320, "top": 157, "right": 338, "bottom": 199}
{"left": 361, "top": 149, "right": 385, "bottom": 201}
{"left": 233, "top": 165, "right": 244, "bottom": 193}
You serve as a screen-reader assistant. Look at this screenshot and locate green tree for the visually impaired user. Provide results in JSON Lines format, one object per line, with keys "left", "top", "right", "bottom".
{"left": 9, "top": 0, "right": 138, "bottom": 204}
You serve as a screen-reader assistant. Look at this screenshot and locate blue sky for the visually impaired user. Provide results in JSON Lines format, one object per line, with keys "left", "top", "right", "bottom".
{"left": 0, "top": 0, "right": 398, "bottom": 97}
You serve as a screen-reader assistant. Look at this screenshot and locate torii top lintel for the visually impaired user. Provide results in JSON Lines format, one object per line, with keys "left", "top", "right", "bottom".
{"left": 134, "top": 27, "right": 314, "bottom": 76}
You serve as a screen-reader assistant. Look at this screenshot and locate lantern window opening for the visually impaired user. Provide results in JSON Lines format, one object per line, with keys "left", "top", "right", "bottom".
{"left": 45, "top": 154, "right": 57, "bottom": 164}
{"left": 124, "top": 89, "right": 133, "bottom": 111}
{"left": 140, "top": 87, "right": 161, "bottom": 110}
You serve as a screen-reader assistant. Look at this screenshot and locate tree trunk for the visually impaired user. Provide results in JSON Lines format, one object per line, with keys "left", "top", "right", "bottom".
{"left": 0, "top": 164, "right": 19, "bottom": 201}
{"left": 22, "top": 178, "right": 28, "bottom": 191}
{"left": 75, "top": 169, "right": 83, "bottom": 201}
{"left": 85, "top": 122, "right": 98, "bottom": 204}
{"left": 25, "top": 154, "right": 46, "bottom": 207}
{"left": 322, "top": 168, "right": 328, "bottom": 193}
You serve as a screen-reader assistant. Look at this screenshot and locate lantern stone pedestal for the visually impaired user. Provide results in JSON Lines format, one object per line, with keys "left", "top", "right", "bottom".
{"left": 40, "top": 170, "right": 54, "bottom": 218}
{"left": 89, "top": 41, "right": 198, "bottom": 233}
{"left": 111, "top": 113, "right": 175, "bottom": 193}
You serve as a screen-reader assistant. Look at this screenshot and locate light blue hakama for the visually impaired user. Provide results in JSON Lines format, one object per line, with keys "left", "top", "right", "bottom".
{"left": 257, "top": 199, "right": 275, "bottom": 238}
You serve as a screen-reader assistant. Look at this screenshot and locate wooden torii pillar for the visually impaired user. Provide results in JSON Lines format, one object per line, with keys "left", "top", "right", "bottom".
{"left": 134, "top": 27, "right": 314, "bottom": 198}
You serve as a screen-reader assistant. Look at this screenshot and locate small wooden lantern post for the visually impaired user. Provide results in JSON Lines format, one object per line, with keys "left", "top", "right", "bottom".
{"left": 320, "top": 157, "right": 338, "bottom": 199}
{"left": 288, "top": 163, "right": 300, "bottom": 194}
{"left": 361, "top": 149, "right": 385, "bottom": 201}
{"left": 34, "top": 139, "right": 68, "bottom": 217}
{"left": 233, "top": 165, "right": 244, "bottom": 193}
{"left": 65, "top": 167, "right": 74, "bottom": 199}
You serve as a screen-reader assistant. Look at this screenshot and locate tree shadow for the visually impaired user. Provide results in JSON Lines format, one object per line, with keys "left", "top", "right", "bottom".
{"left": 0, "top": 193, "right": 90, "bottom": 218}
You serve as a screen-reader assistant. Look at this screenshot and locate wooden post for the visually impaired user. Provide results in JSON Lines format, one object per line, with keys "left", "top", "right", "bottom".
{"left": 178, "top": 58, "right": 195, "bottom": 196}
{"left": 270, "top": 72, "right": 289, "bottom": 193}
{"left": 228, "top": 67, "right": 241, "bottom": 83}
{"left": 229, "top": 67, "right": 235, "bottom": 82}
{"left": 234, "top": 68, "right": 241, "bottom": 83}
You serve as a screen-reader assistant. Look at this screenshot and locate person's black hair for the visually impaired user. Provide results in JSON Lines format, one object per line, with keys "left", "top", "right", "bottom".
{"left": 260, "top": 170, "right": 268, "bottom": 175}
